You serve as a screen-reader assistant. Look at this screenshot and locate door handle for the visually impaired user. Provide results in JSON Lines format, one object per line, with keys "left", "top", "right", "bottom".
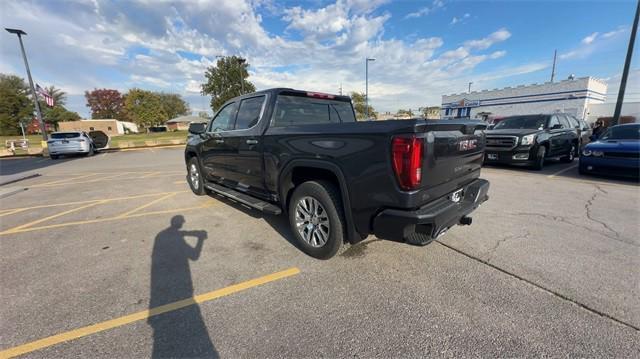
{"left": 215, "top": 139, "right": 225, "bottom": 144}
{"left": 246, "top": 139, "right": 259, "bottom": 145}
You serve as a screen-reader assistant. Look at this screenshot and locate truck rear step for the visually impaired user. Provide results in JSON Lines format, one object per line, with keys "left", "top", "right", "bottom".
{"left": 204, "top": 182, "right": 282, "bottom": 215}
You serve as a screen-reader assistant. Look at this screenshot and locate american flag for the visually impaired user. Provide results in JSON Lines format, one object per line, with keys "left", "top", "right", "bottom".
{"left": 36, "top": 84, "right": 54, "bottom": 107}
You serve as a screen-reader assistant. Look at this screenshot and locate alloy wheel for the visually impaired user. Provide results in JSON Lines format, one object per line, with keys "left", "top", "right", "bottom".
{"left": 189, "top": 163, "right": 200, "bottom": 189}
{"left": 294, "top": 196, "right": 331, "bottom": 247}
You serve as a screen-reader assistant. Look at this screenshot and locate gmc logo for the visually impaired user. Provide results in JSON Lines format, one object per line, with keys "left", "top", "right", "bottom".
{"left": 458, "top": 139, "right": 478, "bottom": 151}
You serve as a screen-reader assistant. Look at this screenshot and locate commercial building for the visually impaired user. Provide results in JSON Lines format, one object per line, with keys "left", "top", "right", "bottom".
{"left": 57, "top": 119, "right": 138, "bottom": 136}
{"left": 441, "top": 76, "right": 608, "bottom": 122}
{"left": 166, "top": 115, "right": 205, "bottom": 131}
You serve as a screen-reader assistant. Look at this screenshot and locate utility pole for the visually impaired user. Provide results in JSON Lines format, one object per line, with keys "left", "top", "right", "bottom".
{"left": 365, "top": 58, "right": 375, "bottom": 119}
{"left": 468, "top": 82, "right": 473, "bottom": 93}
{"left": 237, "top": 57, "right": 246, "bottom": 94}
{"left": 5, "top": 28, "right": 47, "bottom": 142}
{"left": 550, "top": 49, "right": 557, "bottom": 82}
{"left": 613, "top": 0, "right": 639, "bottom": 125}
{"left": 339, "top": 83, "right": 343, "bottom": 96}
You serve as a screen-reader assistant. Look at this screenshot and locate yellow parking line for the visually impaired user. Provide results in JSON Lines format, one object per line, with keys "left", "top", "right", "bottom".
{"left": 140, "top": 171, "right": 160, "bottom": 178}
{"left": 174, "top": 180, "right": 187, "bottom": 184}
{"left": 0, "top": 267, "right": 301, "bottom": 359}
{"left": 0, "top": 208, "right": 28, "bottom": 218}
{"left": 115, "top": 192, "right": 177, "bottom": 218}
{"left": 1, "top": 191, "right": 189, "bottom": 213}
{"left": 30, "top": 173, "right": 96, "bottom": 187}
{"left": 0, "top": 199, "right": 217, "bottom": 235}
{"left": 1, "top": 201, "right": 106, "bottom": 234}
{"left": 29, "top": 173, "right": 182, "bottom": 188}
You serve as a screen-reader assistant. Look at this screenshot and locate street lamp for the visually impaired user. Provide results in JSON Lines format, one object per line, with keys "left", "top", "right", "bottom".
{"left": 365, "top": 58, "right": 375, "bottom": 119}
{"left": 5, "top": 28, "right": 47, "bottom": 141}
{"left": 215, "top": 55, "right": 247, "bottom": 95}
{"left": 468, "top": 81, "right": 473, "bottom": 93}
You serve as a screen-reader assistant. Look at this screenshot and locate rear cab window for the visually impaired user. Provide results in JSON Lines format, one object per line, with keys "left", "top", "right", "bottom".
{"left": 271, "top": 93, "right": 356, "bottom": 127}
{"left": 51, "top": 132, "right": 81, "bottom": 139}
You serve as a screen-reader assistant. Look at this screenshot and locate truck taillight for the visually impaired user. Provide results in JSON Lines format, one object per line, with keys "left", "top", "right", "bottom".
{"left": 391, "top": 135, "right": 423, "bottom": 190}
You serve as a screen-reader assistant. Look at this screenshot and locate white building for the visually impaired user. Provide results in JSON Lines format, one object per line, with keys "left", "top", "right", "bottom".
{"left": 441, "top": 76, "right": 607, "bottom": 122}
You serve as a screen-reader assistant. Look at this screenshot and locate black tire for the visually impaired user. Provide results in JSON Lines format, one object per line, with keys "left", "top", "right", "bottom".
{"left": 533, "top": 146, "right": 546, "bottom": 170}
{"left": 187, "top": 157, "right": 206, "bottom": 195}
{"left": 288, "top": 180, "right": 345, "bottom": 259}
{"left": 50, "top": 155, "right": 59, "bottom": 160}
{"left": 561, "top": 144, "right": 576, "bottom": 163}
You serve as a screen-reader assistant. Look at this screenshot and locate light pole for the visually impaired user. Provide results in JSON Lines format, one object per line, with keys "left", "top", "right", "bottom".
{"left": 5, "top": 28, "right": 47, "bottom": 142}
{"left": 468, "top": 81, "right": 473, "bottom": 93}
{"left": 215, "top": 55, "right": 246, "bottom": 95}
{"left": 365, "top": 57, "right": 375, "bottom": 119}
{"left": 612, "top": 0, "right": 639, "bottom": 125}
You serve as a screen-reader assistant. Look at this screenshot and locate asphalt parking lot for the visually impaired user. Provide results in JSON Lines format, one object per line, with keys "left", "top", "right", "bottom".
{"left": 0, "top": 148, "right": 638, "bottom": 358}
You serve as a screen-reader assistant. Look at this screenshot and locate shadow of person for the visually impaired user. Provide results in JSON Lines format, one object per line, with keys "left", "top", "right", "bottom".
{"left": 148, "top": 215, "right": 218, "bottom": 358}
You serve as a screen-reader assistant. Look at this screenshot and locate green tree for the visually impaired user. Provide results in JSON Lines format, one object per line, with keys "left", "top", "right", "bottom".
{"left": 158, "top": 92, "right": 190, "bottom": 119}
{"left": 396, "top": 109, "right": 413, "bottom": 117}
{"left": 421, "top": 106, "right": 441, "bottom": 119}
{"left": 198, "top": 111, "right": 209, "bottom": 119}
{"left": 123, "top": 88, "right": 167, "bottom": 128}
{"left": 0, "top": 74, "right": 34, "bottom": 135}
{"left": 350, "top": 92, "right": 377, "bottom": 120}
{"left": 201, "top": 56, "right": 256, "bottom": 111}
{"left": 42, "top": 106, "right": 81, "bottom": 130}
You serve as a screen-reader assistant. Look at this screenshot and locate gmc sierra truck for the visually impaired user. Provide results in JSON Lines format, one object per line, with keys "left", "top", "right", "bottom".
{"left": 185, "top": 88, "right": 490, "bottom": 259}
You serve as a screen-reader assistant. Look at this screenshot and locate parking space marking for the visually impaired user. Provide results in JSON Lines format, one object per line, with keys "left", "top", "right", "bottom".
{"left": 0, "top": 199, "right": 217, "bottom": 235}
{"left": 547, "top": 164, "right": 578, "bottom": 178}
{"left": 29, "top": 172, "right": 182, "bottom": 188}
{"left": 115, "top": 192, "right": 177, "bottom": 218}
{"left": 1, "top": 201, "right": 107, "bottom": 234}
{"left": 0, "top": 267, "right": 301, "bottom": 359}
{"left": 30, "top": 173, "right": 97, "bottom": 187}
{"left": 0, "top": 191, "right": 189, "bottom": 214}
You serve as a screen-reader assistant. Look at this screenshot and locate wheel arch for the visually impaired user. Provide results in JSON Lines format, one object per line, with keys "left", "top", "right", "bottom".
{"left": 279, "top": 160, "right": 362, "bottom": 244}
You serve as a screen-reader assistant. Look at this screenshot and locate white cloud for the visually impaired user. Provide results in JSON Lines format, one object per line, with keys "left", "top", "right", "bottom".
{"left": 1, "top": 0, "right": 514, "bottom": 115}
{"left": 463, "top": 28, "right": 511, "bottom": 50}
{"left": 582, "top": 32, "right": 598, "bottom": 45}
{"left": 450, "top": 13, "right": 470, "bottom": 25}
{"left": 405, "top": 0, "right": 444, "bottom": 19}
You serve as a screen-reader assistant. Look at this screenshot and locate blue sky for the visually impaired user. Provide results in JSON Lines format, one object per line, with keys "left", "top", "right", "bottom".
{"left": 1, "top": 0, "right": 638, "bottom": 117}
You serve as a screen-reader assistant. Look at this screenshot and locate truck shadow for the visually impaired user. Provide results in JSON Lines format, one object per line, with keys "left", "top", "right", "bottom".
{"left": 148, "top": 215, "right": 219, "bottom": 358}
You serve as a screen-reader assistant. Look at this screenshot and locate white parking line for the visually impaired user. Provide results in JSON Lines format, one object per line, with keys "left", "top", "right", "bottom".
{"left": 547, "top": 164, "right": 578, "bottom": 178}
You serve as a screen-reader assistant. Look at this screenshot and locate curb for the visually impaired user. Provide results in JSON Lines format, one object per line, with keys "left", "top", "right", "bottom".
{"left": 0, "top": 173, "right": 41, "bottom": 187}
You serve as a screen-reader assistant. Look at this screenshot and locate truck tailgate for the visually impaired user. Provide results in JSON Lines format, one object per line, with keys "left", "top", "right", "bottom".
{"left": 416, "top": 120, "right": 486, "bottom": 203}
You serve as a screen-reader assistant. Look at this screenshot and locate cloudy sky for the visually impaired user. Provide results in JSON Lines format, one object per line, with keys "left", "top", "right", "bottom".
{"left": 1, "top": 0, "right": 638, "bottom": 117}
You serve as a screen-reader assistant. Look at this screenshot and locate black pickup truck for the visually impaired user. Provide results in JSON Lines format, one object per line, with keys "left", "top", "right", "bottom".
{"left": 185, "top": 88, "right": 490, "bottom": 259}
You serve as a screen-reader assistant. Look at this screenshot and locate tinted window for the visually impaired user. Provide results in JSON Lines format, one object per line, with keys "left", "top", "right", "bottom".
{"left": 493, "top": 115, "right": 547, "bottom": 130}
{"left": 51, "top": 132, "right": 80, "bottom": 139}
{"left": 601, "top": 125, "right": 640, "bottom": 140}
{"left": 235, "top": 96, "right": 265, "bottom": 130}
{"left": 548, "top": 116, "right": 560, "bottom": 129}
{"left": 272, "top": 95, "right": 355, "bottom": 127}
{"left": 209, "top": 102, "right": 237, "bottom": 132}
{"left": 558, "top": 116, "right": 571, "bottom": 129}
{"left": 566, "top": 116, "right": 579, "bottom": 128}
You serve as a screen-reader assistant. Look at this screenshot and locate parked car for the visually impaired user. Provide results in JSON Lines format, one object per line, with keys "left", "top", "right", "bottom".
{"left": 565, "top": 115, "right": 593, "bottom": 149}
{"left": 483, "top": 114, "right": 579, "bottom": 170}
{"left": 48, "top": 131, "right": 109, "bottom": 159}
{"left": 184, "top": 88, "right": 490, "bottom": 259}
{"left": 579, "top": 123, "right": 640, "bottom": 179}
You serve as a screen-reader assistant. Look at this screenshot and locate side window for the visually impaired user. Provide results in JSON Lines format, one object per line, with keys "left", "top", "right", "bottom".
{"left": 235, "top": 96, "right": 266, "bottom": 130}
{"left": 548, "top": 116, "right": 560, "bottom": 129}
{"left": 558, "top": 116, "right": 571, "bottom": 129}
{"left": 209, "top": 102, "right": 238, "bottom": 132}
{"left": 566, "top": 116, "right": 579, "bottom": 129}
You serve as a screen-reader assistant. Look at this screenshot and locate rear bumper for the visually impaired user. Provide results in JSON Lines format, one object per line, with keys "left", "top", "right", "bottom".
{"left": 372, "top": 178, "right": 490, "bottom": 242}
{"left": 49, "top": 143, "right": 90, "bottom": 155}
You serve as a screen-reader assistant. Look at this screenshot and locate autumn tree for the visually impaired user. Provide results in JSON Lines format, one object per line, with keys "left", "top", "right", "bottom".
{"left": 123, "top": 88, "right": 167, "bottom": 128}
{"left": 0, "top": 74, "right": 33, "bottom": 135}
{"left": 158, "top": 92, "right": 190, "bottom": 119}
{"left": 201, "top": 56, "right": 256, "bottom": 111}
{"left": 85, "top": 88, "right": 125, "bottom": 120}
{"left": 350, "top": 92, "right": 377, "bottom": 120}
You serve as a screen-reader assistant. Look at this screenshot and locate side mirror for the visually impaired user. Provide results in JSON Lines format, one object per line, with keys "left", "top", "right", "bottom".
{"left": 188, "top": 122, "right": 206, "bottom": 135}
{"left": 550, "top": 124, "right": 563, "bottom": 130}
